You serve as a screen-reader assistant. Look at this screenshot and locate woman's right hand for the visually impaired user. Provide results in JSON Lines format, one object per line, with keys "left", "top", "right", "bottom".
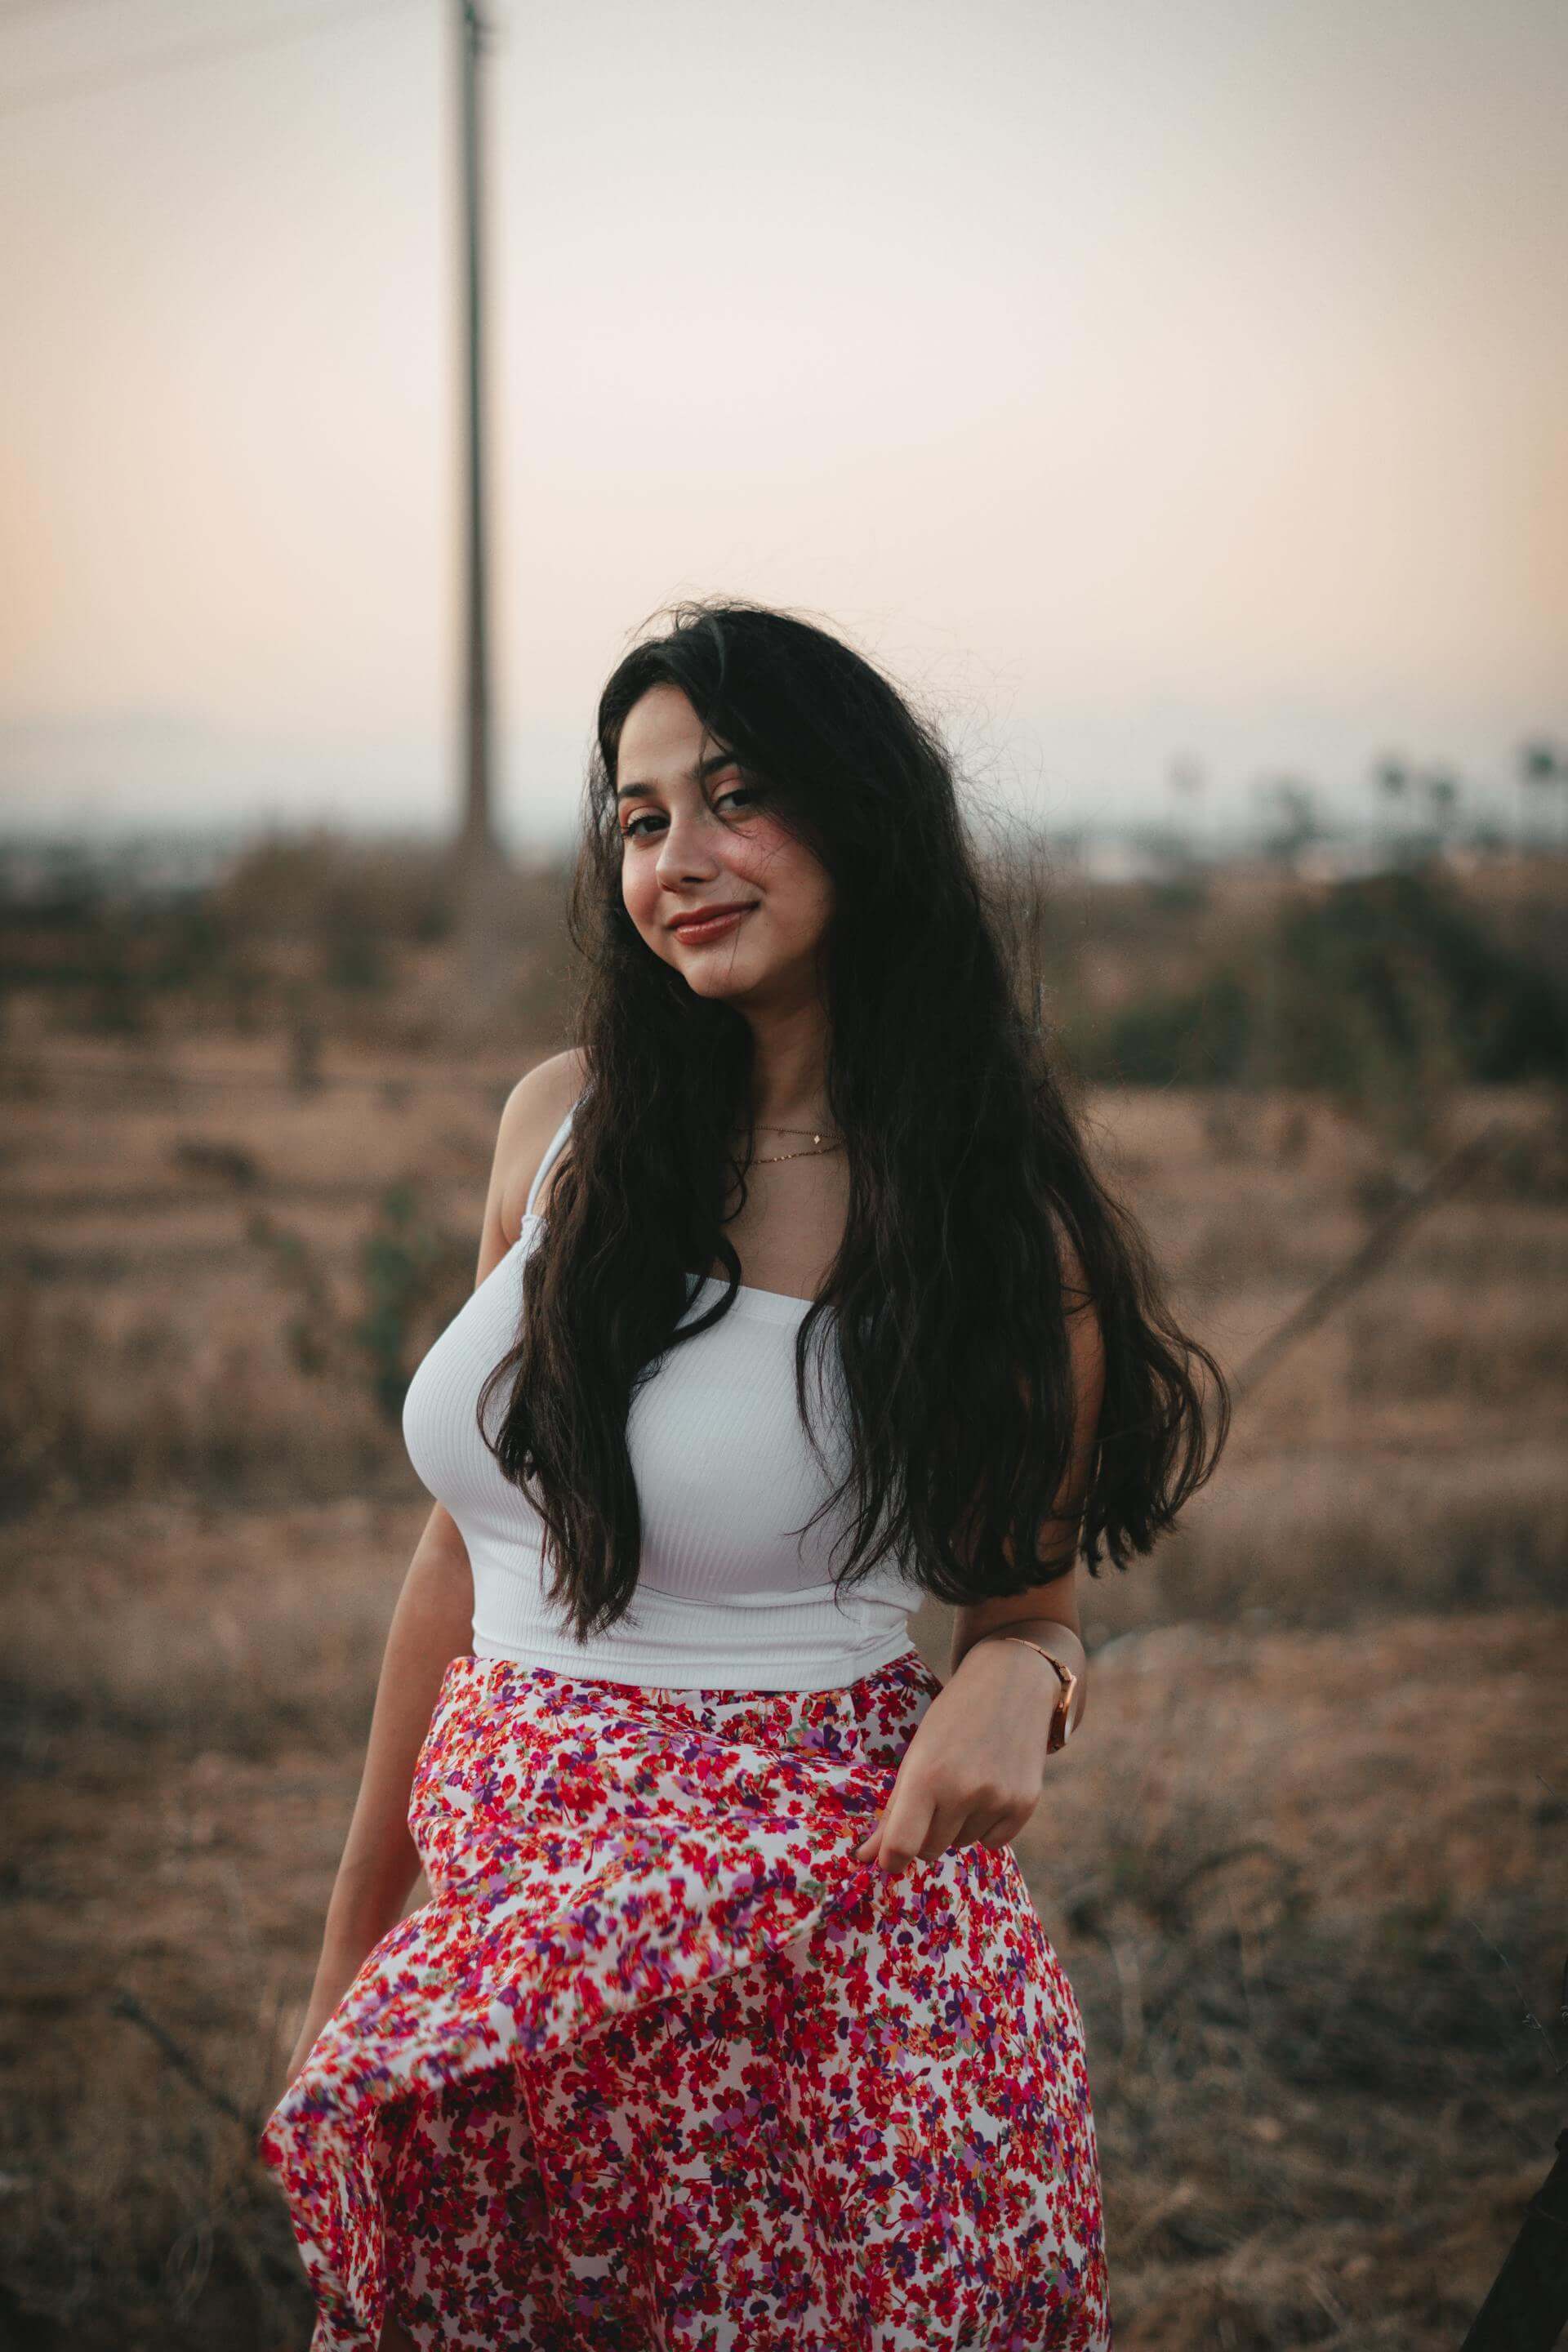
{"left": 282, "top": 1956, "right": 368, "bottom": 2093}
{"left": 271, "top": 1505, "right": 472, "bottom": 2102}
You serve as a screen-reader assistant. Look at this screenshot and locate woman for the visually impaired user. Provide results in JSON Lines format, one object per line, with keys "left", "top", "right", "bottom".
{"left": 260, "top": 598, "right": 1228, "bottom": 2350}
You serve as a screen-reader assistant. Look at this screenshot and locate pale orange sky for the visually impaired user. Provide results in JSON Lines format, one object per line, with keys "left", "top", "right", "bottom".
{"left": 1, "top": 0, "right": 1564, "bottom": 844}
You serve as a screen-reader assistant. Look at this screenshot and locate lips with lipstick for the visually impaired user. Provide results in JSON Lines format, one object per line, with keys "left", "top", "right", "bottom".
{"left": 667, "top": 902, "right": 759, "bottom": 942}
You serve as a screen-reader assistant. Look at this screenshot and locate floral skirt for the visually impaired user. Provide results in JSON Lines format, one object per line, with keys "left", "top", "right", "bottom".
{"left": 257, "top": 1646, "right": 1111, "bottom": 2350}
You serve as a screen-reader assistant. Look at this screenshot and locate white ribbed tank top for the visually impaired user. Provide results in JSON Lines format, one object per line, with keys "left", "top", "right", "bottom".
{"left": 400, "top": 1096, "right": 928, "bottom": 1690}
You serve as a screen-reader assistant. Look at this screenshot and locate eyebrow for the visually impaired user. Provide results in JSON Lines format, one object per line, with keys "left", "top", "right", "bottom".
{"left": 615, "top": 751, "right": 739, "bottom": 804}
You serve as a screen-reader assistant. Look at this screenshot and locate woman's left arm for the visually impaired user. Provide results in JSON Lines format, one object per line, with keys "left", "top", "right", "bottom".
{"left": 853, "top": 1231, "right": 1106, "bottom": 1879}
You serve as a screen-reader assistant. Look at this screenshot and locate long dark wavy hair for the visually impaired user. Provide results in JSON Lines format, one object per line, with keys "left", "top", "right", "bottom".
{"left": 477, "top": 597, "right": 1229, "bottom": 1643}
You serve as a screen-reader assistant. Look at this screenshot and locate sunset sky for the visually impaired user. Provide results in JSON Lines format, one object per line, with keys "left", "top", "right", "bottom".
{"left": 1, "top": 0, "right": 1563, "bottom": 849}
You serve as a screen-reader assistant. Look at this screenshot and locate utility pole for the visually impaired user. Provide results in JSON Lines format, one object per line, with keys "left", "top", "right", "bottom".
{"left": 451, "top": 0, "right": 511, "bottom": 1028}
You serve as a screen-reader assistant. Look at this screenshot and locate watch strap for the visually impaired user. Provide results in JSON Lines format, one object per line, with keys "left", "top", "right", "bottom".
{"left": 991, "top": 1635, "right": 1078, "bottom": 1752}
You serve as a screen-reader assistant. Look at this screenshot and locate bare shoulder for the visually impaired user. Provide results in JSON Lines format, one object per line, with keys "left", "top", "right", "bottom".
{"left": 491, "top": 1047, "right": 589, "bottom": 1241}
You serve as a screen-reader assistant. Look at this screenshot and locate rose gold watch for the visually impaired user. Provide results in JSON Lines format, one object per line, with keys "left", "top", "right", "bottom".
{"left": 991, "top": 1637, "right": 1079, "bottom": 1753}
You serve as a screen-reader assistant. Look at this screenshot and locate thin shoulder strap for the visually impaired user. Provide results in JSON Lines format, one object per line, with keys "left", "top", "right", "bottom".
{"left": 524, "top": 1097, "right": 579, "bottom": 1218}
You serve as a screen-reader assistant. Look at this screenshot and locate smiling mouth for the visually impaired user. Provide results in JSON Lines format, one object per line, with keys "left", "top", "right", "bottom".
{"left": 670, "top": 906, "right": 757, "bottom": 941}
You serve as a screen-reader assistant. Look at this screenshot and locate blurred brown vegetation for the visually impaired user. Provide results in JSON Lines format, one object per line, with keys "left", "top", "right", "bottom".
{"left": 0, "top": 831, "right": 1563, "bottom": 2350}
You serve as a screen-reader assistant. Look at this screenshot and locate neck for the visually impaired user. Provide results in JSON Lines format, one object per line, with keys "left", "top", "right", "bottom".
{"left": 740, "top": 994, "right": 833, "bottom": 1129}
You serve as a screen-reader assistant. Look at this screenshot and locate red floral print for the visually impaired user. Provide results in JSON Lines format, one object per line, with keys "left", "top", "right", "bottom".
{"left": 258, "top": 1646, "right": 1111, "bottom": 2349}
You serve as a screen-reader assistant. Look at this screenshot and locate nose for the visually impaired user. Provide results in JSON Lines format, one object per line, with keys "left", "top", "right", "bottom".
{"left": 653, "top": 801, "right": 724, "bottom": 886}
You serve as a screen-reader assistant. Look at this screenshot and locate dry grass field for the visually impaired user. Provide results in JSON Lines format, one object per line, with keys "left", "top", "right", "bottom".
{"left": 1, "top": 850, "right": 1564, "bottom": 2350}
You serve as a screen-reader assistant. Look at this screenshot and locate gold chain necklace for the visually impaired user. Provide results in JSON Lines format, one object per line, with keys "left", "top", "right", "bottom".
{"left": 749, "top": 1122, "right": 843, "bottom": 1167}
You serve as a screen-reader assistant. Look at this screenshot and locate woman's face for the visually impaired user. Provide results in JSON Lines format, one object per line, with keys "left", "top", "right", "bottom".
{"left": 616, "top": 684, "right": 833, "bottom": 1004}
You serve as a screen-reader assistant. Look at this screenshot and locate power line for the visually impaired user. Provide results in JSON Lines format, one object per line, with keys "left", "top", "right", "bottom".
{"left": 0, "top": 1, "right": 130, "bottom": 20}
{"left": 0, "top": 0, "right": 420, "bottom": 122}
{"left": 0, "top": 2, "right": 124, "bottom": 21}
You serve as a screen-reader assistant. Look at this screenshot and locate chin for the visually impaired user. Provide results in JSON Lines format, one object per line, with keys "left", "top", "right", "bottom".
{"left": 682, "top": 967, "right": 757, "bottom": 1000}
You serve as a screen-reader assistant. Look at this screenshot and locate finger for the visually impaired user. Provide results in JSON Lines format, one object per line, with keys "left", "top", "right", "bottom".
{"left": 935, "top": 1809, "right": 1006, "bottom": 1852}
{"left": 889, "top": 1796, "right": 984, "bottom": 1877}
{"left": 911, "top": 1810, "right": 991, "bottom": 1861}
{"left": 869, "top": 1788, "right": 939, "bottom": 1879}
{"left": 969, "top": 1811, "right": 1022, "bottom": 1851}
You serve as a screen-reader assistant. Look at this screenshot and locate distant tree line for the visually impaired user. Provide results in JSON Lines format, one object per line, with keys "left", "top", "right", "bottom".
{"left": 1064, "top": 866, "right": 1566, "bottom": 1100}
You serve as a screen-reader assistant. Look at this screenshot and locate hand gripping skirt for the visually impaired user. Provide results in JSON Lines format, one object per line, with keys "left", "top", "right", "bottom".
{"left": 257, "top": 1646, "right": 1111, "bottom": 2351}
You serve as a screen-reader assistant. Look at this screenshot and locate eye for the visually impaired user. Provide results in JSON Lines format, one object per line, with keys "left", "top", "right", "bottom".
{"left": 620, "top": 782, "right": 761, "bottom": 842}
